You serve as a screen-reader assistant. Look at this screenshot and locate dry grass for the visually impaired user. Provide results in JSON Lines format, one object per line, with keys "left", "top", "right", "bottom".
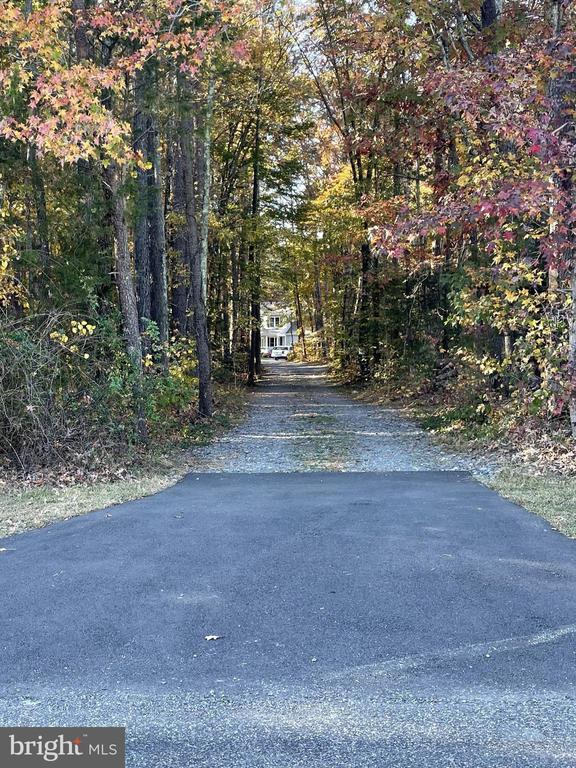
{"left": 484, "top": 471, "right": 576, "bottom": 539}
{"left": 0, "top": 465, "right": 187, "bottom": 539}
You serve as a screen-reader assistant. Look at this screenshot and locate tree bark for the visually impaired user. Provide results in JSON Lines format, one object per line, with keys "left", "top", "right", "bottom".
{"left": 231, "top": 240, "right": 241, "bottom": 361}
{"left": 480, "top": 0, "right": 502, "bottom": 29}
{"left": 294, "top": 278, "right": 308, "bottom": 360}
{"left": 171, "top": 139, "right": 191, "bottom": 334}
{"left": 133, "top": 70, "right": 152, "bottom": 339}
{"left": 219, "top": 245, "right": 232, "bottom": 366}
{"left": 132, "top": 65, "right": 169, "bottom": 367}
{"left": 28, "top": 148, "right": 50, "bottom": 295}
{"left": 357, "top": 238, "right": 372, "bottom": 379}
{"left": 547, "top": 0, "right": 576, "bottom": 435}
{"left": 178, "top": 75, "right": 214, "bottom": 417}
{"left": 312, "top": 258, "right": 328, "bottom": 358}
{"left": 247, "top": 72, "right": 262, "bottom": 386}
{"left": 106, "top": 163, "right": 147, "bottom": 440}
{"left": 147, "top": 111, "right": 169, "bottom": 365}
{"left": 199, "top": 75, "right": 215, "bottom": 304}
{"left": 71, "top": 0, "right": 91, "bottom": 61}
{"left": 23, "top": 2, "right": 50, "bottom": 297}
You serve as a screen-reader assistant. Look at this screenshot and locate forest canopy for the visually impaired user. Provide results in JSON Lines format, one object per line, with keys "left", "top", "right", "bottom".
{"left": 0, "top": 0, "right": 575, "bottom": 472}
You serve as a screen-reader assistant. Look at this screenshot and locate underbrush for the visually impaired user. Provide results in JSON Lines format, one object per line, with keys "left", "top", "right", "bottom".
{"left": 0, "top": 312, "right": 246, "bottom": 481}
{"left": 290, "top": 331, "right": 329, "bottom": 363}
{"left": 346, "top": 347, "right": 576, "bottom": 475}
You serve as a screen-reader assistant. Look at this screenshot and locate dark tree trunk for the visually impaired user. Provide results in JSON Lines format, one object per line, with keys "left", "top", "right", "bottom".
{"left": 220, "top": 245, "right": 232, "bottom": 367}
{"left": 147, "top": 111, "right": 169, "bottom": 364}
{"left": 133, "top": 71, "right": 152, "bottom": 338}
{"left": 548, "top": 0, "right": 576, "bottom": 435}
{"left": 71, "top": 0, "right": 91, "bottom": 60}
{"left": 171, "top": 139, "right": 191, "bottom": 335}
{"left": 247, "top": 79, "right": 262, "bottom": 386}
{"left": 231, "top": 240, "right": 241, "bottom": 360}
{"left": 370, "top": 251, "right": 381, "bottom": 365}
{"left": 294, "top": 278, "right": 308, "bottom": 360}
{"left": 106, "top": 163, "right": 147, "bottom": 441}
{"left": 340, "top": 262, "right": 355, "bottom": 367}
{"left": 24, "top": 0, "right": 51, "bottom": 297}
{"left": 312, "top": 259, "right": 327, "bottom": 358}
{"left": 178, "top": 75, "right": 214, "bottom": 417}
{"left": 132, "top": 66, "right": 169, "bottom": 366}
{"left": 199, "top": 75, "right": 215, "bottom": 304}
{"left": 28, "top": 148, "right": 50, "bottom": 296}
{"left": 481, "top": 0, "right": 502, "bottom": 29}
{"left": 357, "top": 239, "right": 372, "bottom": 379}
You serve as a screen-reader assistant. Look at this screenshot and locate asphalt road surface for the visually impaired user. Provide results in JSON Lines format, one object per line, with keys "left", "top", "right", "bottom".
{"left": 1, "top": 364, "right": 575, "bottom": 767}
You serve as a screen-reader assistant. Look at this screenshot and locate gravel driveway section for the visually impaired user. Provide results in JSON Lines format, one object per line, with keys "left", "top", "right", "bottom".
{"left": 191, "top": 362, "right": 493, "bottom": 473}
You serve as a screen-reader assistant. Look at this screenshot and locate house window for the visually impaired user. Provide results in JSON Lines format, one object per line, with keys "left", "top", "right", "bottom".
{"left": 268, "top": 316, "right": 280, "bottom": 328}
{"left": 267, "top": 337, "right": 275, "bottom": 348}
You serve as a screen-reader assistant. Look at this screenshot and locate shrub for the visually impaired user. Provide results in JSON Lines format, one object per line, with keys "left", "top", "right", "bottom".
{"left": 0, "top": 313, "right": 206, "bottom": 473}
{"left": 0, "top": 313, "right": 139, "bottom": 470}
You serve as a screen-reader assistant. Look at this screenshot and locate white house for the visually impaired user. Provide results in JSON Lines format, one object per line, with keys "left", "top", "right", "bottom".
{"left": 260, "top": 303, "right": 298, "bottom": 354}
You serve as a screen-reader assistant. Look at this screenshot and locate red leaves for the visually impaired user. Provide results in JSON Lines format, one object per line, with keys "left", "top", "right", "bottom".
{"left": 355, "top": 138, "right": 373, "bottom": 157}
{"left": 230, "top": 39, "right": 248, "bottom": 62}
{"left": 369, "top": 21, "right": 576, "bottom": 276}
{"left": 0, "top": 0, "right": 225, "bottom": 166}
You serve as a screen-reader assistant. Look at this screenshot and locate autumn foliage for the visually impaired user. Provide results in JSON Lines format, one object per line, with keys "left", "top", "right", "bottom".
{"left": 1, "top": 0, "right": 576, "bottom": 472}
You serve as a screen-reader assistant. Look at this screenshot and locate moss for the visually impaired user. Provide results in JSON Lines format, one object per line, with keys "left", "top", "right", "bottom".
{"left": 291, "top": 412, "right": 336, "bottom": 425}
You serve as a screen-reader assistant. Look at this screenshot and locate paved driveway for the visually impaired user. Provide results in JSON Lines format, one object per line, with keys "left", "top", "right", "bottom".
{"left": 1, "top": 365, "right": 575, "bottom": 766}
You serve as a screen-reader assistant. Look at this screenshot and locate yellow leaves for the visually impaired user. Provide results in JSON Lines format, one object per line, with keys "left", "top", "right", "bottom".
{"left": 70, "top": 320, "right": 95, "bottom": 336}
{"left": 50, "top": 331, "right": 67, "bottom": 343}
{"left": 476, "top": 355, "right": 500, "bottom": 376}
{"left": 0, "top": 270, "right": 22, "bottom": 308}
{"left": 1, "top": 53, "right": 133, "bottom": 166}
{"left": 452, "top": 247, "right": 567, "bottom": 411}
{"left": 49, "top": 320, "right": 96, "bottom": 359}
{"left": 165, "top": 335, "right": 197, "bottom": 383}
{"left": 314, "top": 166, "right": 354, "bottom": 206}
{"left": 0, "top": 190, "right": 26, "bottom": 308}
